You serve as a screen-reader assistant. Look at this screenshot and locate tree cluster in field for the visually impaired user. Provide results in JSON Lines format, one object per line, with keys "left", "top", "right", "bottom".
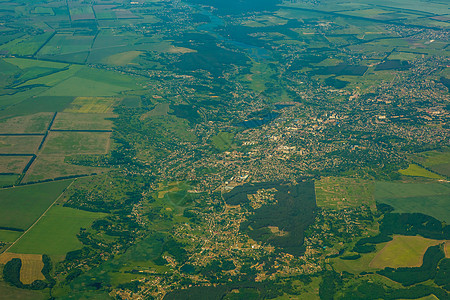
{"left": 3, "top": 255, "right": 55, "bottom": 290}
{"left": 352, "top": 203, "right": 449, "bottom": 255}
{"left": 378, "top": 245, "right": 446, "bottom": 286}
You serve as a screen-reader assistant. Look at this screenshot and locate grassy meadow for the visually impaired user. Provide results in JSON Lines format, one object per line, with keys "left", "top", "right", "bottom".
{"left": 64, "top": 97, "right": 119, "bottom": 113}
{"left": 412, "top": 149, "right": 450, "bottom": 177}
{"left": 22, "top": 155, "right": 106, "bottom": 183}
{"left": 0, "top": 230, "right": 22, "bottom": 243}
{"left": 42, "top": 132, "right": 111, "bottom": 155}
{"left": 399, "top": 164, "right": 443, "bottom": 179}
{"left": 0, "top": 282, "right": 46, "bottom": 300}
{"left": 0, "top": 113, "right": 53, "bottom": 134}
{"left": 0, "top": 175, "right": 20, "bottom": 187}
{"left": 211, "top": 132, "right": 234, "bottom": 152}
{"left": 0, "top": 156, "right": 32, "bottom": 174}
{"left": 369, "top": 235, "right": 442, "bottom": 269}
{"left": 52, "top": 113, "right": 116, "bottom": 131}
{"left": 331, "top": 242, "right": 387, "bottom": 274}
{"left": 0, "top": 136, "right": 43, "bottom": 154}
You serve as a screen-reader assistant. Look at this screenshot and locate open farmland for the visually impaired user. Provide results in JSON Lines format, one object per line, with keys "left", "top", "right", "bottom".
{"left": 52, "top": 113, "right": 116, "bottom": 131}
{"left": 315, "top": 177, "right": 375, "bottom": 209}
{"left": 103, "top": 51, "right": 143, "bottom": 66}
{"left": 0, "top": 175, "right": 20, "bottom": 187}
{"left": 0, "top": 156, "right": 32, "bottom": 174}
{"left": 9, "top": 206, "right": 106, "bottom": 256}
{"left": 369, "top": 235, "right": 443, "bottom": 269}
{"left": 63, "top": 97, "right": 119, "bottom": 113}
{"left": 0, "top": 230, "right": 21, "bottom": 244}
{"left": 22, "top": 155, "right": 106, "bottom": 183}
{"left": 0, "top": 32, "right": 53, "bottom": 56}
{"left": 0, "top": 282, "right": 46, "bottom": 300}
{"left": 0, "top": 97, "right": 75, "bottom": 119}
{"left": 15, "top": 65, "right": 82, "bottom": 88}
{"left": 0, "top": 113, "right": 53, "bottom": 134}
{"left": 69, "top": 4, "right": 95, "bottom": 21}
{"left": 331, "top": 243, "right": 388, "bottom": 274}
{"left": 37, "top": 34, "right": 95, "bottom": 63}
{"left": 0, "top": 180, "right": 72, "bottom": 230}
{"left": 0, "top": 136, "right": 43, "bottom": 154}
{"left": 40, "top": 77, "right": 131, "bottom": 97}
{"left": 3, "top": 58, "right": 68, "bottom": 70}
{"left": 42, "top": 132, "right": 111, "bottom": 155}
{"left": 375, "top": 182, "right": 450, "bottom": 223}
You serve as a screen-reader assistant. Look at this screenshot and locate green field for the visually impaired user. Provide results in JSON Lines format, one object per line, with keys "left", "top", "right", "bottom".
{"left": 3, "top": 58, "right": 68, "bottom": 70}
{"left": 40, "top": 76, "right": 131, "bottom": 97}
{"left": 0, "top": 174, "right": 20, "bottom": 187}
{"left": 388, "top": 51, "right": 421, "bottom": 61}
{"left": 0, "top": 136, "right": 43, "bottom": 154}
{"left": 52, "top": 113, "right": 116, "bottom": 130}
{"left": 375, "top": 181, "right": 450, "bottom": 223}
{"left": 315, "top": 177, "right": 375, "bottom": 209}
{"left": 0, "top": 229, "right": 21, "bottom": 243}
{"left": 0, "top": 113, "right": 53, "bottom": 134}
{"left": 369, "top": 235, "right": 442, "bottom": 269}
{"left": 142, "top": 103, "right": 170, "bottom": 119}
{"left": 38, "top": 34, "right": 94, "bottom": 56}
{"left": 42, "top": 132, "right": 111, "bottom": 155}
{"left": 69, "top": 5, "right": 95, "bottom": 20}
{"left": 0, "top": 156, "right": 32, "bottom": 174}
{"left": 0, "top": 32, "right": 53, "bottom": 56}
{"left": 103, "top": 51, "right": 143, "bottom": 66}
{"left": 64, "top": 97, "right": 119, "bottom": 113}
{"left": 16, "top": 65, "right": 81, "bottom": 88}
{"left": 9, "top": 206, "right": 106, "bottom": 255}
{"left": 0, "top": 282, "right": 47, "bottom": 300}
{"left": 0, "top": 180, "right": 72, "bottom": 230}
{"left": 211, "top": 132, "right": 234, "bottom": 151}
{"left": 399, "top": 164, "right": 443, "bottom": 179}
{"left": 23, "top": 155, "right": 106, "bottom": 183}
{"left": 331, "top": 242, "right": 387, "bottom": 274}
{"left": 0, "top": 88, "right": 48, "bottom": 112}
{"left": 412, "top": 149, "right": 450, "bottom": 177}
{"left": 32, "top": 6, "right": 54, "bottom": 15}
{"left": 0, "top": 96, "right": 75, "bottom": 119}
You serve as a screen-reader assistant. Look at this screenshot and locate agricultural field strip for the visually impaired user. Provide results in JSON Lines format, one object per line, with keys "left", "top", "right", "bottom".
{"left": 410, "top": 160, "right": 450, "bottom": 179}
{"left": 14, "top": 112, "right": 57, "bottom": 183}
{"left": 0, "top": 134, "right": 45, "bottom": 136}
{"left": 9, "top": 63, "right": 69, "bottom": 89}
{"left": 0, "top": 154, "right": 36, "bottom": 176}
{"left": 279, "top": 6, "right": 446, "bottom": 30}
{"left": 0, "top": 154, "right": 35, "bottom": 157}
{"left": 49, "top": 129, "right": 113, "bottom": 132}
{"left": 2, "top": 179, "right": 77, "bottom": 254}
{"left": 31, "top": 32, "right": 56, "bottom": 58}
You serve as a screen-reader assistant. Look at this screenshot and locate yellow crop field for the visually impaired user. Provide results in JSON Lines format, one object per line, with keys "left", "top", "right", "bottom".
{"left": 0, "top": 253, "right": 44, "bottom": 284}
